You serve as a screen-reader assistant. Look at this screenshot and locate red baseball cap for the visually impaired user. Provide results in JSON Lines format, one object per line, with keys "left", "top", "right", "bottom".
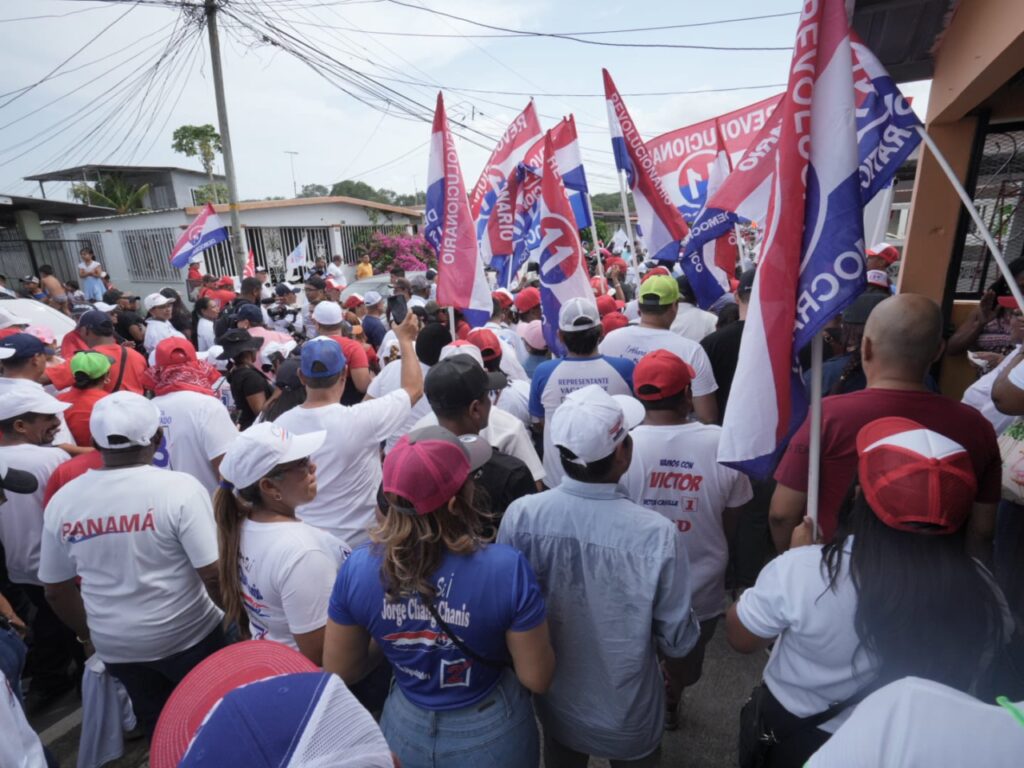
{"left": 155, "top": 337, "right": 198, "bottom": 367}
{"left": 217, "top": 275, "right": 234, "bottom": 288}
{"left": 595, "top": 294, "right": 624, "bottom": 317}
{"left": 383, "top": 426, "right": 493, "bottom": 515}
{"left": 634, "top": 349, "right": 695, "bottom": 401}
{"left": 590, "top": 276, "right": 609, "bottom": 296}
{"left": 343, "top": 294, "right": 364, "bottom": 309}
{"left": 856, "top": 417, "right": 977, "bottom": 534}
{"left": 868, "top": 242, "right": 900, "bottom": 265}
{"left": 492, "top": 289, "right": 514, "bottom": 310}
{"left": 513, "top": 286, "right": 541, "bottom": 313}
{"left": 602, "top": 311, "right": 629, "bottom": 335}
{"left": 150, "top": 641, "right": 318, "bottom": 768}
{"left": 466, "top": 327, "right": 501, "bottom": 362}
{"left": 998, "top": 296, "right": 1019, "bottom": 309}
{"left": 641, "top": 266, "right": 671, "bottom": 284}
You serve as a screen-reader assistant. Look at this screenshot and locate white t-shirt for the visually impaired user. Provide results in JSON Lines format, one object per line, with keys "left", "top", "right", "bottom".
{"left": 144, "top": 318, "right": 184, "bottom": 359}
{"left": 492, "top": 379, "right": 531, "bottom": 428}
{"left": 529, "top": 355, "right": 635, "bottom": 488}
{"left": 275, "top": 390, "right": 412, "bottom": 546}
{"left": 413, "top": 406, "right": 545, "bottom": 483}
{"left": 0, "top": 444, "right": 69, "bottom": 585}
{"left": 622, "top": 422, "right": 752, "bottom": 620}
{"left": 366, "top": 359, "right": 430, "bottom": 452}
{"left": 670, "top": 303, "right": 718, "bottom": 342}
{"left": 807, "top": 677, "right": 1024, "bottom": 768}
{"left": 485, "top": 321, "right": 530, "bottom": 370}
{"left": 599, "top": 325, "right": 718, "bottom": 397}
{"left": 408, "top": 295, "right": 428, "bottom": 309}
{"left": 962, "top": 346, "right": 1019, "bottom": 435}
{"left": 196, "top": 317, "right": 217, "bottom": 353}
{"left": 152, "top": 390, "right": 237, "bottom": 495}
{"left": 239, "top": 519, "right": 350, "bottom": 651}
{"left": 78, "top": 260, "right": 102, "bottom": 278}
{"left": 38, "top": 466, "right": 223, "bottom": 663}
{"left": 326, "top": 263, "right": 347, "bottom": 285}
{"left": 0, "top": 670, "right": 46, "bottom": 768}
{"left": 736, "top": 539, "right": 876, "bottom": 731}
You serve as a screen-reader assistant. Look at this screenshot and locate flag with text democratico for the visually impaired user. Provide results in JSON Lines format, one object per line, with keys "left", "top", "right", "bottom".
{"left": 604, "top": 69, "right": 689, "bottom": 263}
{"left": 533, "top": 132, "right": 594, "bottom": 356}
{"left": 719, "top": 0, "right": 869, "bottom": 478}
{"left": 486, "top": 116, "right": 591, "bottom": 285}
{"left": 425, "top": 92, "right": 492, "bottom": 325}
{"left": 168, "top": 203, "right": 228, "bottom": 269}
{"left": 470, "top": 102, "right": 542, "bottom": 262}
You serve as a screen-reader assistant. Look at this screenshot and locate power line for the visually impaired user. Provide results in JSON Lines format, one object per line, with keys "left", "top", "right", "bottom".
{"left": 383, "top": 0, "right": 793, "bottom": 51}
{"left": 0, "top": 4, "right": 122, "bottom": 23}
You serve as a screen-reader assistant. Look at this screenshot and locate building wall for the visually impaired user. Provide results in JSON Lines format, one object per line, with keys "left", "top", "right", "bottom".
{"left": 58, "top": 201, "right": 420, "bottom": 300}
{"left": 898, "top": 0, "right": 1024, "bottom": 397}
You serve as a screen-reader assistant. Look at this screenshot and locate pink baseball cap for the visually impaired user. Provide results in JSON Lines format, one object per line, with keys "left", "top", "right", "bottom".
{"left": 383, "top": 426, "right": 492, "bottom": 515}
{"left": 518, "top": 319, "right": 546, "bottom": 351}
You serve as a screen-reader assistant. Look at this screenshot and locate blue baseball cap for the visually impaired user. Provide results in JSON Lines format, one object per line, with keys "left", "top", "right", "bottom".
{"left": 0, "top": 332, "right": 54, "bottom": 360}
{"left": 236, "top": 303, "right": 263, "bottom": 325}
{"left": 300, "top": 337, "right": 346, "bottom": 379}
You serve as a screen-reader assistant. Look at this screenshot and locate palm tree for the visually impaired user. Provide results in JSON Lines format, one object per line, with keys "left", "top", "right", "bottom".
{"left": 71, "top": 175, "right": 151, "bottom": 214}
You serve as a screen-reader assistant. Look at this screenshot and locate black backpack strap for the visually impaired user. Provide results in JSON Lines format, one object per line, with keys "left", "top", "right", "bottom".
{"left": 424, "top": 599, "right": 510, "bottom": 669}
{"left": 112, "top": 346, "right": 128, "bottom": 392}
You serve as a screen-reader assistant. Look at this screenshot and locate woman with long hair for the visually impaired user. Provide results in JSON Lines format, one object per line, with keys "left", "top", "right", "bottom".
{"left": 727, "top": 416, "right": 1008, "bottom": 768}
{"left": 214, "top": 422, "right": 348, "bottom": 665}
{"left": 217, "top": 329, "right": 273, "bottom": 430}
{"left": 323, "top": 425, "right": 555, "bottom": 768}
{"left": 192, "top": 296, "right": 220, "bottom": 352}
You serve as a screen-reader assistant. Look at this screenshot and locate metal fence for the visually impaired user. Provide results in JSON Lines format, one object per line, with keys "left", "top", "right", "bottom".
{"left": 118, "top": 227, "right": 185, "bottom": 283}
{"left": 953, "top": 124, "right": 1024, "bottom": 297}
{"left": 0, "top": 231, "right": 103, "bottom": 290}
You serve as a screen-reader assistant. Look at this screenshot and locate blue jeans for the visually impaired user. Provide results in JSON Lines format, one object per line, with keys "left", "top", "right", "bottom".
{"left": 380, "top": 668, "right": 539, "bottom": 768}
{"left": 0, "top": 625, "right": 27, "bottom": 706}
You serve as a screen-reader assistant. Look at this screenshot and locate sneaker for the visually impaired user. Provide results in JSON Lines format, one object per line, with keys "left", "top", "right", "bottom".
{"left": 664, "top": 702, "right": 680, "bottom": 731}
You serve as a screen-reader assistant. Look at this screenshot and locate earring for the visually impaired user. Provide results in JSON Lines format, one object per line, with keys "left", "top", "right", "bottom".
{"left": 273, "top": 493, "right": 283, "bottom": 502}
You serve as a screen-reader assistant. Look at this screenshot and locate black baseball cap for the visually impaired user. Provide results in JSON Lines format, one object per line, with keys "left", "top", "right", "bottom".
{"left": 737, "top": 269, "right": 756, "bottom": 296}
{"left": 0, "top": 457, "right": 37, "bottom": 495}
{"left": 0, "top": 332, "right": 53, "bottom": 360}
{"left": 424, "top": 356, "right": 506, "bottom": 411}
{"left": 236, "top": 304, "right": 263, "bottom": 325}
{"left": 842, "top": 291, "right": 888, "bottom": 325}
{"left": 305, "top": 275, "right": 326, "bottom": 290}
{"left": 77, "top": 310, "right": 115, "bottom": 335}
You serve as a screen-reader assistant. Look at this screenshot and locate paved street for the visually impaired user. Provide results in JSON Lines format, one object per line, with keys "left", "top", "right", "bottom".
{"left": 31, "top": 619, "right": 764, "bottom": 768}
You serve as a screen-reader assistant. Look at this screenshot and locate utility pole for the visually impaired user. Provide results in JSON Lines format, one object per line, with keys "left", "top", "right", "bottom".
{"left": 285, "top": 151, "right": 299, "bottom": 197}
{"left": 205, "top": 0, "right": 246, "bottom": 275}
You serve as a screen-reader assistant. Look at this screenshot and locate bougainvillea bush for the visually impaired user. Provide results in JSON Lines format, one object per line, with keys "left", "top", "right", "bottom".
{"left": 364, "top": 232, "right": 437, "bottom": 272}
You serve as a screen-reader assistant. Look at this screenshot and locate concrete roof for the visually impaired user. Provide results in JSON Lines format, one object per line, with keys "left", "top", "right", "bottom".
{"left": 25, "top": 164, "right": 225, "bottom": 182}
{"left": 186, "top": 196, "right": 424, "bottom": 218}
{"left": 0, "top": 194, "right": 115, "bottom": 225}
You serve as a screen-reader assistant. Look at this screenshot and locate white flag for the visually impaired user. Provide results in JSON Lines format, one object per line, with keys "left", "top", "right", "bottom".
{"left": 610, "top": 227, "right": 628, "bottom": 253}
{"left": 286, "top": 238, "right": 308, "bottom": 271}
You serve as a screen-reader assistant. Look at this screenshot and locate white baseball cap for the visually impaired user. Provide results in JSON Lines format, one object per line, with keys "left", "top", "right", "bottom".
{"left": 144, "top": 293, "right": 174, "bottom": 313}
{"left": 363, "top": 290, "right": 384, "bottom": 307}
{"left": 0, "top": 382, "right": 70, "bottom": 421}
{"left": 558, "top": 297, "right": 601, "bottom": 332}
{"left": 89, "top": 391, "right": 162, "bottom": 449}
{"left": 219, "top": 423, "right": 326, "bottom": 490}
{"left": 312, "top": 301, "right": 343, "bottom": 326}
{"left": 439, "top": 342, "right": 485, "bottom": 367}
{"left": 0, "top": 308, "right": 30, "bottom": 330}
{"left": 93, "top": 301, "right": 118, "bottom": 313}
{"left": 550, "top": 384, "right": 644, "bottom": 465}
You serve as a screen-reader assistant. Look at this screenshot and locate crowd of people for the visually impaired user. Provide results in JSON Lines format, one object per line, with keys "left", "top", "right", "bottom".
{"left": 0, "top": 240, "right": 1022, "bottom": 768}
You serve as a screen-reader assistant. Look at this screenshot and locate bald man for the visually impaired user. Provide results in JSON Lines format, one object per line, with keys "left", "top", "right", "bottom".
{"left": 770, "top": 294, "right": 1000, "bottom": 559}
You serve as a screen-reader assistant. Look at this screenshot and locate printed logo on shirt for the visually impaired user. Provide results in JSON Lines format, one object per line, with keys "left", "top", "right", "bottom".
{"left": 380, "top": 628, "right": 454, "bottom": 651}
{"left": 61, "top": 511, "right": 156, "bottom": 543}
{"left": 556, "top": 375, "right": 610, "bottom": 397}
{"left": 440, "top": 657, "right": 472, "bottom": 688}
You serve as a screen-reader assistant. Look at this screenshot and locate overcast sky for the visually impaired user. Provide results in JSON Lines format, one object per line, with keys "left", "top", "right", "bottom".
{"left": 0, "top": 0, "right": 931, "bottom": 202}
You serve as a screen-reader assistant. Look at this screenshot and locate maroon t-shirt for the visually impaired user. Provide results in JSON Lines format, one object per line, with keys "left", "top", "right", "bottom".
{"left": 774, "top": 387, "right": 1000, "bottom": 542}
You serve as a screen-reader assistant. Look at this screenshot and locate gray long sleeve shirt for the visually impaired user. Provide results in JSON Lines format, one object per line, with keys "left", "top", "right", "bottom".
{"left": 497, "top": 477, "right": 700, "bottom": 760}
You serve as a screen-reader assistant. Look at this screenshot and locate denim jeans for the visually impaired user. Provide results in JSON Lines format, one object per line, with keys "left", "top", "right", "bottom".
{"left": 380, "top": 668, "right": 539, "bottom": 768}
{"left": 0, "top": 625, "right": 27, "bottom": 706}
{"left": 106, "top": 625, "right": 225, "bottom": 736}
{"left": 543, "top": 735, "right": 661, "bottom": 768}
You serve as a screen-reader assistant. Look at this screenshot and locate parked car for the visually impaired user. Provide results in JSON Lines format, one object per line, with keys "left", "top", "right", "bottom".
{"left": 0, "top": 297, "right": 76, "bottom": 343}
{"left": 340, "top": 271, "right": 425, "bottom": 303}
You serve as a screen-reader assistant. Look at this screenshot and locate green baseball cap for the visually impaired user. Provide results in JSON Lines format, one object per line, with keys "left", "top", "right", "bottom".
{"left": 70, "top": 351, "right": 113, "bottom": 381}
{"left": 638, "top": 274, "right": 680, "bottom": 307}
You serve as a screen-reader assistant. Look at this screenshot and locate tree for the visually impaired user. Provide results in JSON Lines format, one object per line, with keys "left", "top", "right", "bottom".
{"left": 589, "top": 191, "right": 632, "bottom": 213}
{"left": 192, "top": 183, "right": 229, "bottom": 206}
{"left": 299, "top": 183, "right": 329, "bottom": 198}
{"left": 329, "top": 179, "right": 389, "bottom": 203}
{"left": 71, "top": 175, "right": 150, "bottom": 214}
{"left": 393, "top": 191, "right": 426, "bottom": 207}
{"left": 172, "top": 124, "right": 223, "bottom": 201}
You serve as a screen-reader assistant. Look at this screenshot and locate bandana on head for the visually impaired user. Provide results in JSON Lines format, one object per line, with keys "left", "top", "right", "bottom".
{"left": 141, "top": 360, "right": 220, "bottom": 397}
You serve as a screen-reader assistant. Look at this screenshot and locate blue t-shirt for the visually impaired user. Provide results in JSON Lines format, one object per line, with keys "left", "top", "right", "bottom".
{"left": 362, "top": 315, "right": 386, "bottom": 350}
{"left": 329, "top": 542, "right": 546, "bottom": 710}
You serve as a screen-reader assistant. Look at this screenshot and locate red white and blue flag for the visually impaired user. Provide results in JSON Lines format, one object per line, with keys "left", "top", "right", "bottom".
{"left": 485, "top": 116, "right": 591, "bottom": 286}
{"left": 471, "top": 102, "right": 542, "bottom": 261}
{"left": 719, "top": 0, "right": 872, "bottom": 477}
{"left": 425, "top": 93, "right": 492, "bottom": 325}
{"left": 168, "top": 202, "right": 229, "bottom": 269}
{"left": 604, "top": 69, "right": 689, "bottom": 263}
{"left": 532, "top": 131, "right": 594, "bottom": 355}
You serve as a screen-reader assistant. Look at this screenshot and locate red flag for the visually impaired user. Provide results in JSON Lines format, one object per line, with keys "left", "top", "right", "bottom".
{"left": 243, "top": 249, "right": 255, "bottom": 278}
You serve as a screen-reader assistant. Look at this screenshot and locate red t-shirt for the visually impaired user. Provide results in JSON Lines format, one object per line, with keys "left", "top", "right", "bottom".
{"left": 60, "top": 329, "right": 90, "bottom": 360}
{"left": 44, "top": 450, "right": 104, "bottom": 507}
{"left": 774, "top": 387, "right": 1001, "bottom": 542}
{"left": 56, "top": 388, "right": 110, "bottom": 447}
{"left": 326, "top": 335, "right": 369, "bottom": 370}
{"left": 46, "top": 343, "right": 148, "bottom": 394}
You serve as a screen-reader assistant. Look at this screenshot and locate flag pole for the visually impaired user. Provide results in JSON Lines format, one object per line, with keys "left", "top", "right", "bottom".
{"left": 585, "top": 193, "right": 606, "bottom": 280}
{"left": 915, "top": 125, "right": 1024, "bottom": 310}
{"left": 807, "top": 332, "right": 824, "bottom": 539}
{"left": 448, "top": 305, "right": 457, "bottom": 339}
{"left": 616, "top": 170, "right": 638, "bottom": 269}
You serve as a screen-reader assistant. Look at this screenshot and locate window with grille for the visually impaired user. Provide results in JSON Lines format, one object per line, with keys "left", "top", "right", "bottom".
{"left": 952, "top": 124, "right": 1024, "bottom": 298}
{"left": 119, "top": 227, "right": 183, "bottom": 282}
